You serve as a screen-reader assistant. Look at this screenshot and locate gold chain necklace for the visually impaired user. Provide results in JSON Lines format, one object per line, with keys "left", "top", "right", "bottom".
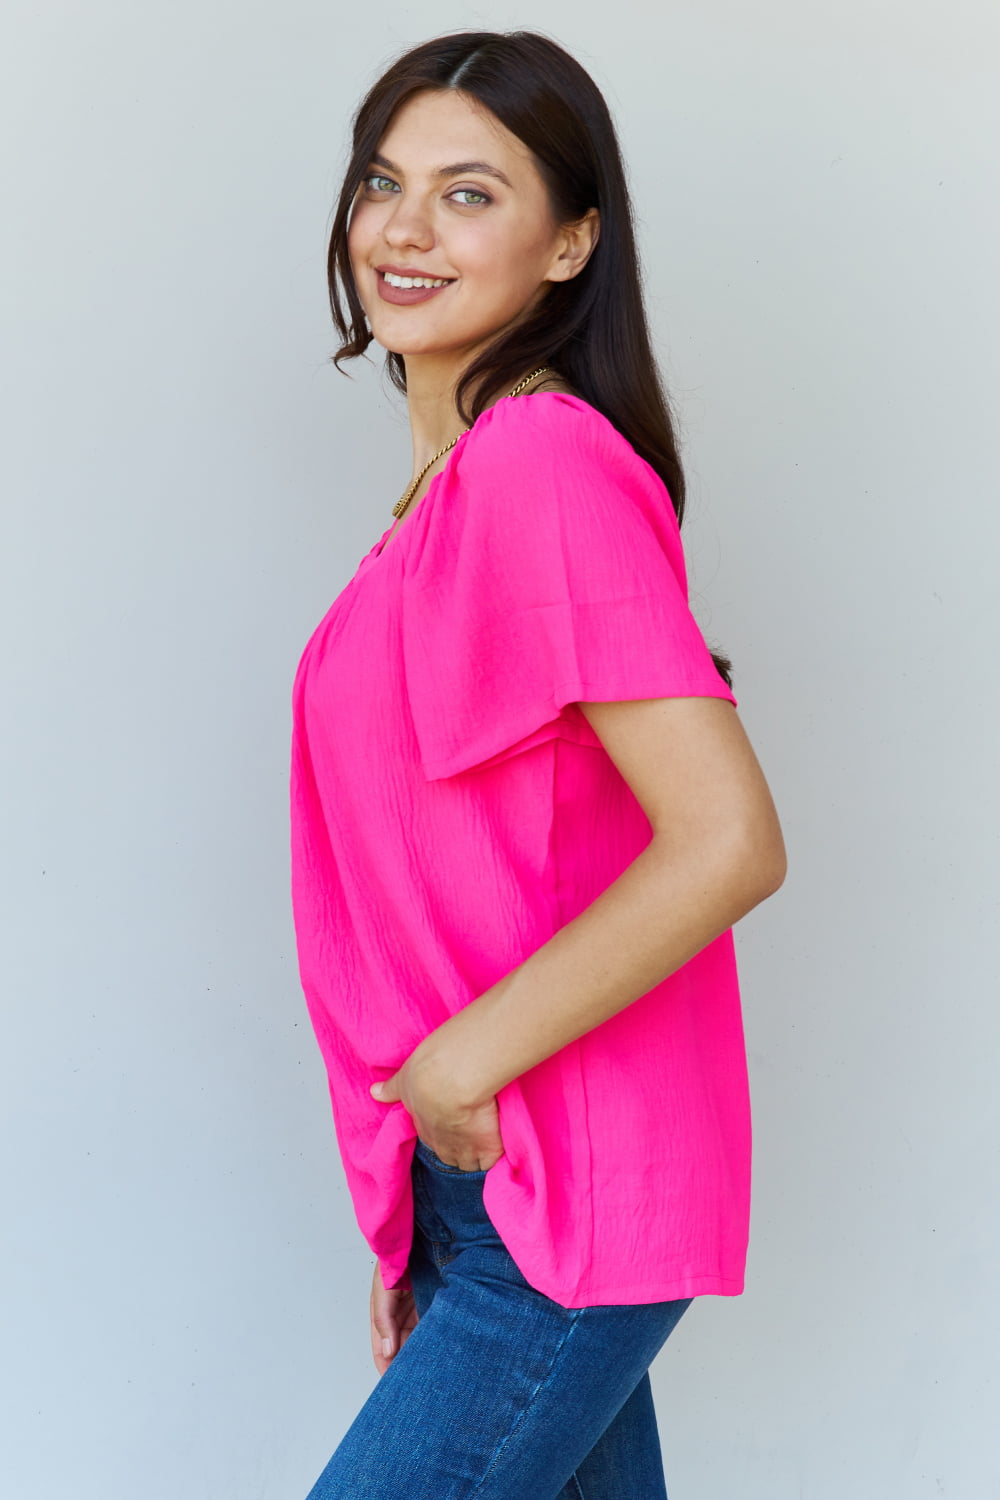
{"left": 391, "top": 366, "right": 552, "bottom": 520}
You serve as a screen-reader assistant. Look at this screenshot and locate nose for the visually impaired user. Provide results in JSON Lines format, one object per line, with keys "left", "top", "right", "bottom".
{"left": 382, "top": 192, "right": 435, "bottom": 252}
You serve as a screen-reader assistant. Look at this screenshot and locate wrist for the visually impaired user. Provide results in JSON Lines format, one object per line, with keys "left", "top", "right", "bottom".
{"left": 414, "top": 1010, "right": 499, "bottom": 1110}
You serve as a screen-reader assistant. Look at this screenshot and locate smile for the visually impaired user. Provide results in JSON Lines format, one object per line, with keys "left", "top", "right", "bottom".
{"left": 382, "top": 271, "right": 454, "bottom": 289}
{"left": 375, "top": 271, "right": 457, "bottom": 307}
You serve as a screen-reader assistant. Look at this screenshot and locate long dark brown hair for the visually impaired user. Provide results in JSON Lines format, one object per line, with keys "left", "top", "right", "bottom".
{"left": 327, "top": 29, "right": 733, "bottom": 688}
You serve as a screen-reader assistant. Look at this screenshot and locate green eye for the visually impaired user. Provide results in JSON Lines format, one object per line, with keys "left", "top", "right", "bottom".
{"left": 452, "top": 189, "right": 489, "bottom": 206}
{"left": 364, "top": 174, "right": 398, "bottom": 193}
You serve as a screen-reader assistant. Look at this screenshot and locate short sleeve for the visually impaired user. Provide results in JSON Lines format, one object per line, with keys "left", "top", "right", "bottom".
{"left": 401, "top": 392, "right": 737, "bottom": 781}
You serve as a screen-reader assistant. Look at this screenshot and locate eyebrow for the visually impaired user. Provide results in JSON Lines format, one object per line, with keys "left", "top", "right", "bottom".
{"left": 369, "top": 151, "right": 514, "bottom": 190}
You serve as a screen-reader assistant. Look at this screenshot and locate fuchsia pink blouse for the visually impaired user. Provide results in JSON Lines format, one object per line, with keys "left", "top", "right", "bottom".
{"left": 289, "top": 391, "right": 752, "bottom": 1308}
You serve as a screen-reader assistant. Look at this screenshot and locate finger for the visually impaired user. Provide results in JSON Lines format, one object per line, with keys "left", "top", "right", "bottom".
{"left": 370, "top": 1265, "right": 415, "bottom": 1374}
{"left": 424, "top": 1140, "right": 505, "bottom": 1171}
{"left": 370, "top": 1073, "right": 400, "bottom": 1103}
{"left": 369, "top": 1266, "right": 397, "bottom": 1373}
{"left": 397, "top": 1303, "right": 420, "bottom": 1354}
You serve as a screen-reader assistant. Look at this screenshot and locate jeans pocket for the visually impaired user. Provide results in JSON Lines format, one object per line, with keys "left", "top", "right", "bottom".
{"left": 414, "top": 1136, "right": 489, "bottom": 1176}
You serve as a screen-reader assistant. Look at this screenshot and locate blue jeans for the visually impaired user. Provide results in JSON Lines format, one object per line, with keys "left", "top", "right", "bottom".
{"left": 304, "top": 1137, "right": 693, "bottom": 1499}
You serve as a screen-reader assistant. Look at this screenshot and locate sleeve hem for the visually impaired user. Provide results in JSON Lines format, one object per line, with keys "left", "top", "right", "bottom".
{"left": 420, "top": 675, "right": 737, "bottom": 781}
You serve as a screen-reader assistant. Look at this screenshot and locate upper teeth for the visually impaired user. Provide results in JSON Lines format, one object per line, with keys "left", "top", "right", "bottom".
{"left": 383, "top": 272, "right": 452, "bottom": 289}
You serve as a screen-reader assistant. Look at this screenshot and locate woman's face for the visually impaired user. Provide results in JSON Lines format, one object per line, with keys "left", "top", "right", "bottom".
{"left": 348, "top": 88, "right": 590, "bottom": 370}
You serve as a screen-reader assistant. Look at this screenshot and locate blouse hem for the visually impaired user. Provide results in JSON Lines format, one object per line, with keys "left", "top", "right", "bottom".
{"left": 378, "top": 1245, "right": 744, "bottom": 1309}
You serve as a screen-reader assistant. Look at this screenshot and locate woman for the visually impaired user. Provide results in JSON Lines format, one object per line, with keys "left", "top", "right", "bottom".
{"left": 289, "top": 28, "right": 787, "bottom": 1500}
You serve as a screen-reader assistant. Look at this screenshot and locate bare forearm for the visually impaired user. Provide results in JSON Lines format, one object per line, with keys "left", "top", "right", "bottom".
{"left": 412, "top": 832, "right": 781, "bottom": 1107}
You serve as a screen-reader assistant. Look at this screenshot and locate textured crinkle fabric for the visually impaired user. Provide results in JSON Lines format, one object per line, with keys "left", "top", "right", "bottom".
{"left": 289, "top": 391, "right": 752, "bottom": 1308}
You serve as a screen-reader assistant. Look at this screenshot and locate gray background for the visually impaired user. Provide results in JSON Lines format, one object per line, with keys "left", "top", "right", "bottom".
{"left": 2, "top": 1, "right": 997, "bottom": 1496}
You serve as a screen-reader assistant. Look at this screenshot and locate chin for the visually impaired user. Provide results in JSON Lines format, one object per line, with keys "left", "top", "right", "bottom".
{"left": 371, "top": 328, "right": 469, "bottom": 360}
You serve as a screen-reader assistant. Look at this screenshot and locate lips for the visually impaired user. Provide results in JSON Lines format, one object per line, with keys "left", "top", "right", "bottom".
{"left": 375, "top": 268, "right": 456, "bottom": 307}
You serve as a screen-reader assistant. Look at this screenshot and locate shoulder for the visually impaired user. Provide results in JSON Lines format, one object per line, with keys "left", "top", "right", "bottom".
{"left": 464, "top": 387, "right": 620, "bottom": 450}
{"left": 463, "top": 391, "right": 637, "bottom": 474}
{"left": 405, "top": 390, "right": 692, "bottom": 617}
{"left": 455, "top": 391, "right": 672, "bottom": 526}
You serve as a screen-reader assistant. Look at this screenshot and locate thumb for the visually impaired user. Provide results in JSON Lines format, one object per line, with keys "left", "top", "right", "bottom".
{"left": 370, "top": 1073, "right": 400, "bottom": 1103}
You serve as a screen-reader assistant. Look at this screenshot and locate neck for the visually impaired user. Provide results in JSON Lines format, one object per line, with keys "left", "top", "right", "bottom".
{"left": 400, "top": 348, "right": 504, "bottom": 473}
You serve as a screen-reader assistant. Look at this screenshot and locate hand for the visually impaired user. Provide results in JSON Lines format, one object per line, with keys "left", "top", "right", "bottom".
{"left": 370, "top": 1260, "right": 418, "bottom": 1376}
{"left": 370, "top": 1041, "right": 505, "bottom": 1172}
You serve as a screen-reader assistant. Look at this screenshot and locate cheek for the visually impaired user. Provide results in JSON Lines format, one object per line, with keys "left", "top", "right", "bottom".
{"left": 346, "top": 214, "right": 378, "bottom": 313}
{"left": 347, "top": 201, "right": 378, "bottom": 263}
{"left": 467, "top": 224, "right": 555, "bottom": 293}
{"left": 346, "top": 215, "right": 364, "bottom": 267}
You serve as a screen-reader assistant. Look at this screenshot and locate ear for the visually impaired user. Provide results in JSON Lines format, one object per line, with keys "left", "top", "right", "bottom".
{"left": 546, "top": 207, "right": 601, "bottom": 284}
